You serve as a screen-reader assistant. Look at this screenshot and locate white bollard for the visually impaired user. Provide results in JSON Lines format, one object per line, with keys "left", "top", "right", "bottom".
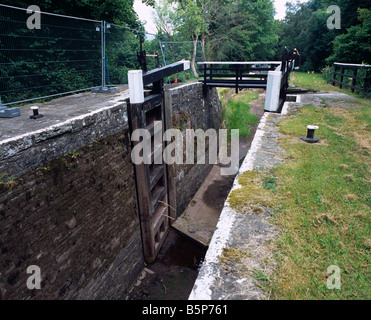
{"left": 128, "top": 70, "right": 144, "bottom": 104}
{"left": 264, "top": 70, "right": 282, "bottom": 112}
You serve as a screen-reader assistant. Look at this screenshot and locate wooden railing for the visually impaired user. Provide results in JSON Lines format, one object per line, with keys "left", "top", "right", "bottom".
{"left": 198, "top": 61, "right": 281, "bottom": 94}
{"left": 332, "top": 62, "right": 371, "bottom": 93}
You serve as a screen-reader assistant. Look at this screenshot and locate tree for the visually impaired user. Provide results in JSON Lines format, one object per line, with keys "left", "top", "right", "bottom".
{"left": 327, "top": 8, "right": 371, "bottom": 64}
{"left": 154, "top": 0, "right": 208, "bottom": 77}
{"left": 207, "top": 0, "right": 277, "bottom": 61}
{"left": 0, "top": 0, "right": 153, "bottom": 103}
{"left": 154, "top": 0, "right": 180, "bottom": 39}
{"left": 276, "top": 0, "right": 371, "bottom": 71}
{"left": 0, "top": 0, "right": 151, "bottom": 29}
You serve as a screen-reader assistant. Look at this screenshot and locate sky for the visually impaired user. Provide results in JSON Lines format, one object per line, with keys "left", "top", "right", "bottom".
{"left": 133, "top": 0, "right": 309, "bottom": 34}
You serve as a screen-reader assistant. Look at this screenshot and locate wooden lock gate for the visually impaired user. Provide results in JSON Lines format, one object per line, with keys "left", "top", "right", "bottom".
{"left": 127, "top": 61, "right": 190, "bottom": 264}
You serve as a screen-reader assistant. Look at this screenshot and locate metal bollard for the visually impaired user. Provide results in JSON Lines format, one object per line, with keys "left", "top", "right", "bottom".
{"left": 30, "top": 106, "right": 43, "bottom": 119}
{"left": 301, "top": 125, "right": 320, "bottom": 143}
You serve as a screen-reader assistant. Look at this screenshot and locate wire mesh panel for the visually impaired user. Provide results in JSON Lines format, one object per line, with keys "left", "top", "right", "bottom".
{"left": 105, "top": 25, "right": 163, "bottom": 86}
{"left": 105, "top": 24, "right": 142, "bottom": 86}
{"left": 160, "top": 41, "right": 206, "bottom": 79}
{"left": 0, "top": 4, "right": 102, "bottom": 105}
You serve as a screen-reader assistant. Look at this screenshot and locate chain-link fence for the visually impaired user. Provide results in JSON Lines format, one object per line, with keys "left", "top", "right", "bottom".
{"left": 0, "top": 4, "right": 206, "bottom": 106}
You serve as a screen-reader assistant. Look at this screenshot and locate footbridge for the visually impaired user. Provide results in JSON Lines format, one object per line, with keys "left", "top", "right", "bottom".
{"left": 198, "top": 48, "right": 298, "bottom": 113}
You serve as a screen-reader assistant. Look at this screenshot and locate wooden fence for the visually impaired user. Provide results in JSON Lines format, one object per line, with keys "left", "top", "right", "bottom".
{"left": 332, "top": 62, "right": 371, "bottom": 93}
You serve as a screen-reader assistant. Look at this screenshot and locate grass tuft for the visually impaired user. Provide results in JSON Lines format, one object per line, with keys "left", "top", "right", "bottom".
{"left": 218, "top": 89, "right": 259, "bottom": 137}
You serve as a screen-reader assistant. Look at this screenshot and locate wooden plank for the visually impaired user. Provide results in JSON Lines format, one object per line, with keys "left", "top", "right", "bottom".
{"left": 198, "top": 61, "right": 281, "bottom": 65}
{"left": 201, "top": 82, "right": 267, "bottom": 88}
{"left": 332, "top": 65, "right": 337, "bottom": 86}
{"left": 333, "top": 72, "right": 365, "bottom": 81}
{"left": 201, "top": 79, "right": 267, "bottom": 84}
{"left": 340, "top": 67, "right": 344, "bottom": 88}
{"left": 163, "top": 91, "right": 177, "bottom": 223}
{"left": 351, "top": 68, "right": 358, "bottom": 93}
{"left": 202, "top": 73, "right": 268, "bottom": 78}
{"left": 172, "top": 216, "right": 210, "bottom": 247}
{"left": 143, "top": 61, "right": 189, "bottom": 86}
{"left": 152, "top": 204, "right": 168, "bottom": 236}
{"left": 128, "top": 93, "right": 172, "bottom": 264}
{"left": 150, "top": 165, "right": 164, "bottom": 190}
{"left": 151, "top": 185, "right": 166, "bottom": 214}
{"left": 334, "top": 62, "right": 371, "bottom": 69}
{"left": 199, "top": 67, "right": 275, "bottom": 72}
{"left": 331, "top": 79, "right": 363, "bottom": 91}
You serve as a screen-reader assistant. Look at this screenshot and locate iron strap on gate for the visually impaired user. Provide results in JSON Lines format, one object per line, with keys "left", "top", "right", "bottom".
{"left": 127, "top": 60, "right": 190, "bottom": 264}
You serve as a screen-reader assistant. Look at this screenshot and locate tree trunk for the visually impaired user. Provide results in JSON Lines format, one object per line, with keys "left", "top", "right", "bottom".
{"left": 191, "top": 35, "right": 199, "bottom": 78}
{"left": 201, "top": 32, "right": 206, "bottom": 61}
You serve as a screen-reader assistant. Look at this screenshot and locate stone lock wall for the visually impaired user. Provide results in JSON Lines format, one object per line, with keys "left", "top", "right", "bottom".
{"left": 165, "top": 83, "right": 222, "bottom": 216}
{"left": 0, "top": 82, "right": 223, "bottom": 300}
{"left": 0, "top": 98, "right": 144, "bottom": 300}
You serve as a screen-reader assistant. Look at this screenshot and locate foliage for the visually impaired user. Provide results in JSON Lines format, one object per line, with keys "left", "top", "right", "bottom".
{"left": 0, "top": 0, "right": 150, "bottom": 29}
{"left": 0, "top": 1, "right": 162, "bottom": 104}
{"left": 206, "top": 0, "right": 278, "bottom": 61}
{"left": 276, "top": 0, "right": 371, "bottom": 71}
{"left": 326, "top": 8, "right": 371, "bottom": 65}
{"left": 155, "top": 0, "right": 278, "bottom": 62}
{"left": 321, "top": 65, "right": 334, "bottom": 83}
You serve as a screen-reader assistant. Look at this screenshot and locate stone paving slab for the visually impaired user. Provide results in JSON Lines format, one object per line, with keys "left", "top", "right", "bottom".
{"left": 0, "top": 86, "right": 129, "bottom": 142}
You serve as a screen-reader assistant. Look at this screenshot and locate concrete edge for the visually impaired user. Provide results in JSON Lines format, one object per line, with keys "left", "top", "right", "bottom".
{"left": 0, "top": 92, "right": 131, "bottom": 177}
{"left": 0, "top": 93, "right": 130, "bottom": 146}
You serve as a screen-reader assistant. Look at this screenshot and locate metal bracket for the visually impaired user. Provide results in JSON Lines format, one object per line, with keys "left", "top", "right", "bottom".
{"left": 0, "top": 97, "right": 20, "bottom": 118}
{"left": 92, "top": 86, "right": 117, "bottom": 94}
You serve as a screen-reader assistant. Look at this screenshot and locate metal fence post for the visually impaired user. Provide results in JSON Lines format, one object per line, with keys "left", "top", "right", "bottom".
{"left": 102, "top": 20, "right": 106, "bottom": 89}
{"left": 92, "top": 20, "right": 116, "bottom": 93}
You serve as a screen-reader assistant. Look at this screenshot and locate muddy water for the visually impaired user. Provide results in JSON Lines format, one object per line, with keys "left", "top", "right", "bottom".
{"left": 126, "top": 229, "right": 206, "bottom": 300}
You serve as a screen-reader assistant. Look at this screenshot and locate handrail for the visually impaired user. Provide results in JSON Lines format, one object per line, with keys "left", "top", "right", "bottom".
{"left": 198, "top": 61, "right": 281, "bottom": 93}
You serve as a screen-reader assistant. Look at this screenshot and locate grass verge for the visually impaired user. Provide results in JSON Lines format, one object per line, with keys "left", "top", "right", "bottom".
{"left": 290, "top": 71, "right": 344, "bottom": 93}
{"left": 269, "top": 99, "right": 370, "bottom": 299}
